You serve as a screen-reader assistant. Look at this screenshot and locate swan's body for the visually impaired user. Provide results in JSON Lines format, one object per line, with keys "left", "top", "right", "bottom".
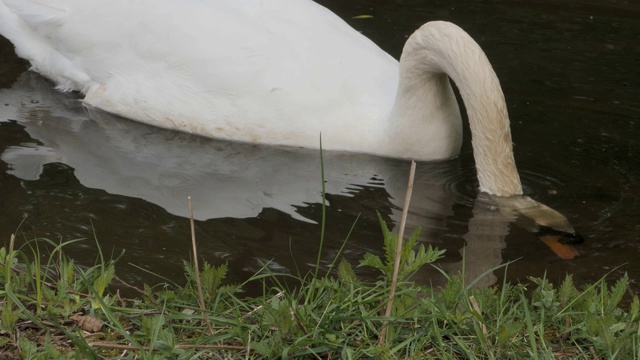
{"left": 0, "top": 0, "right": 524, "bottom": 196}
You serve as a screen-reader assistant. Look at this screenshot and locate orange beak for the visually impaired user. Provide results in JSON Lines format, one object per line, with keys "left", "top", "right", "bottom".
{"left": 539, "top": 235, "right": 580, "bottom": 260}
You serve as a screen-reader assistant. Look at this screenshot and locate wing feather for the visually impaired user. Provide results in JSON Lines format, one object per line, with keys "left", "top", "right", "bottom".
{"left": 3, "top": 0, "right": 67, "bottom": 26}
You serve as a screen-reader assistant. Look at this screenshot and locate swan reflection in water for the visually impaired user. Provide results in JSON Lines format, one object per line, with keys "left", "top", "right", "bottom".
{"left": 1, "top": 73, "right": 577, "bottom": 287}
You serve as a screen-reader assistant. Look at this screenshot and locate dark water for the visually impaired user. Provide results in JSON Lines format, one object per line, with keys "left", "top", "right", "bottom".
{"left": 1, "top": 1, "right": 639, "bottom": 294}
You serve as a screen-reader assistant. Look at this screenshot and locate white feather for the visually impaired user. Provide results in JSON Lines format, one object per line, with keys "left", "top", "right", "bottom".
{"left": 1, "top": 0, "right": 523, "bottom": 196}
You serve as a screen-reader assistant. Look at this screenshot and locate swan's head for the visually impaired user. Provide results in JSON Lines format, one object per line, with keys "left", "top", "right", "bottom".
{"left": 517, "top": 196, "right": 578, "bottom": 232}
{"left": 494, "top": 195, "right": 583, "bottom": 244}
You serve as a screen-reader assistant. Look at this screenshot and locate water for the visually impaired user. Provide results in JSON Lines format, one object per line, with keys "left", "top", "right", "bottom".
{"left": 1, "top": 0, "right": 639, "bottom": 294}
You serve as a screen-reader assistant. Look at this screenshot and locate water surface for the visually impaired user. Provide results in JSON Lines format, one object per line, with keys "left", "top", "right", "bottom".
{"left": 1, "top": 0, "right": 639, "bottom": 293}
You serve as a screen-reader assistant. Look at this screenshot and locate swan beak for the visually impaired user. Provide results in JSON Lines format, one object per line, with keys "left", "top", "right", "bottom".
{"left": 536, "top": 226, "right": 584, "bottom": 260}
{"left": 492, "top": 195, "right": 583, "bottom": 260}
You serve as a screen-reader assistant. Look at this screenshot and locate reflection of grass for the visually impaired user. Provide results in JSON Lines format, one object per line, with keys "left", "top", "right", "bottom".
{"left": 1, "top": 226, "right": 639, "bottom": 359}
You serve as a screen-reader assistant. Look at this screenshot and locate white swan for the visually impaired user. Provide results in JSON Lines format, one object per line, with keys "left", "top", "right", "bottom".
{"left": 0, "top": 0, "right": 581, "bottom": 238}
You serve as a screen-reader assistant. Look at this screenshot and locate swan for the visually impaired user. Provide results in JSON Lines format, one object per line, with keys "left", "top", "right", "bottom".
{"left": 0, "top": 0, "right": 581, "bottom": 240}
{"left": 2, "top": 73, "right": 579, "bottom": 280}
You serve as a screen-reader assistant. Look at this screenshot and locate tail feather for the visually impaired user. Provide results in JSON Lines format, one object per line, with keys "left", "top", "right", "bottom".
{"left": 0, "top": 0, "right": 90, "bottom": 92}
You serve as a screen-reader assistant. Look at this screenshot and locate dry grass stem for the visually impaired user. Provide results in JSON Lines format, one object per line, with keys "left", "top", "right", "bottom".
{"left": 243, "top": 291, "right": 285, "bottom": 319}
{"left": 9, "top": 233, "right": 15, "bottom": 255}
{"left": 469, "top": 295, "right": 487, "bottom": 336}
{"left": 379, "top": 160, "right": 417, "bottom": 345}
{"left": 290, "top": 307, "right": 308, "bottom": 334}
{"left": 89, "top": 341, "right": 245, "bottom": 351}
{"left": 188, "top": 196, "right": 214, "bottom": 334}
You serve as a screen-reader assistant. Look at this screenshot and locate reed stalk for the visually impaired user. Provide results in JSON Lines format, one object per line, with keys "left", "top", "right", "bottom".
{"left": 188, "top": 196, "right": 214, "bottom": 334}
{"left": 379, "top": 160, "right": 417, "bottom": 345}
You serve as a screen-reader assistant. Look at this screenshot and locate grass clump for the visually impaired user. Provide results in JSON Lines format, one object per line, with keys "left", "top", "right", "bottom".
{"left": 1, "top": 223, "right": 639, "bottom": 359}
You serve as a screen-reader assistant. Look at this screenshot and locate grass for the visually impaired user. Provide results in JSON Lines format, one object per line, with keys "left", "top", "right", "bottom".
{"left": 1, "top": 221, "right": 640, "bottom": 359}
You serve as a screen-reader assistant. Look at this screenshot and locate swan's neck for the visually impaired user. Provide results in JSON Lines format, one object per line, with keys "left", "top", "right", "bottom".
{"left": 390, "top": 21, "right": 523, "bottom": 197}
